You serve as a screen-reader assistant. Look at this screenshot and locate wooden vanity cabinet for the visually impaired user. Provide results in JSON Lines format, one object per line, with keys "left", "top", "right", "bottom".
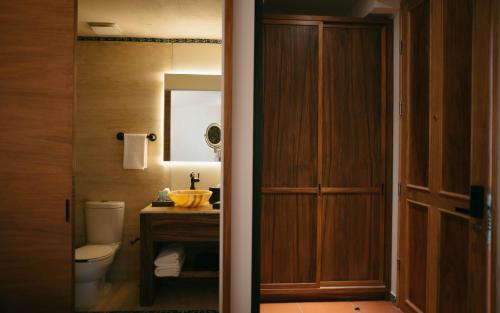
{"left": 140, "top": 205, "right": 220, "bottom": 306}
{"left": 259, "top": 16, "right": 393, "bottom": 301}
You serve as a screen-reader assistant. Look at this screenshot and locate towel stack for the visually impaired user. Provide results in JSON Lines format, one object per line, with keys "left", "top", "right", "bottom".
{"left": 154, "top": 244, "right": 186, "bottom": 277}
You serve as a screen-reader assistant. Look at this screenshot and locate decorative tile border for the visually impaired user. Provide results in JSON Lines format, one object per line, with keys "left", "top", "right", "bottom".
{"left": 77, "top": 36, "right": 222, "bottom": 44}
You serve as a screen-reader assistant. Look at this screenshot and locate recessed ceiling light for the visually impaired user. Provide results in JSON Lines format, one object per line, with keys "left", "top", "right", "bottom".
{"left": 88, "top": 22, "right": 122, "bottom": 36}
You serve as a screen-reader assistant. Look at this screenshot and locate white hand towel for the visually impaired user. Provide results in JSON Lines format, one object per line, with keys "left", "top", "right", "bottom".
{"left": 154, "top": 244, "right": 185, "bottom": 266}
{"left": 154, "top": 252, "right": 186, "bottom": 277}
{"left": 123, "top": 134, "right": 147, "bottom": 170}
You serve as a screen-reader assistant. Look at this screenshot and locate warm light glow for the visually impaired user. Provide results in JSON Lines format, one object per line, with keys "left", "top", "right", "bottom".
{"left": 168, "top": 69, "right": 222, "bottom": 75}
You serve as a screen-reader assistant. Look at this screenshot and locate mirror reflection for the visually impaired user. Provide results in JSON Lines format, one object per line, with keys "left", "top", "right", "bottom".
{"left": 164, "top": 74, "right": 222, "bottom": 162}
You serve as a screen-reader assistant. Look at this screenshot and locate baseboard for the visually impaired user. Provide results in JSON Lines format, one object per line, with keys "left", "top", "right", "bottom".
{"left": 389, "top": 292, "right": 397, "bottom": 303}
{"left": 261, "top": 286, "right": 387, "bottom": 302}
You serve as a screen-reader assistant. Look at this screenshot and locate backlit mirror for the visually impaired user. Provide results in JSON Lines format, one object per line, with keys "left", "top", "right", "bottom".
{"left": 164, "top": 74, "right": 221, "bottom": 161}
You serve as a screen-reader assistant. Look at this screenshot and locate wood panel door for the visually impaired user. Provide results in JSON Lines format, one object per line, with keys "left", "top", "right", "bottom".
{"left": 259, "top": 16, "right": 392, "bottom": 301}
{"left": 260, "top": 21, "right": 320, "bottom": 289}
{"left": 399, "top": 0, "right": 493, "bottom": 312}
{"left": 320, "top": 23, "right": 390, "bottom": 291}
{"left": 0, "top": 1, "right": 74, "bottom": 312}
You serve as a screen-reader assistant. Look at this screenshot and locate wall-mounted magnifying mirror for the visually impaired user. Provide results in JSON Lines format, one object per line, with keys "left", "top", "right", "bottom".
{"left": 164, "top": 74, "right": 221, "bottom": 162}
{"left": 205, "top": 122, "right": 222, "bottom": 160}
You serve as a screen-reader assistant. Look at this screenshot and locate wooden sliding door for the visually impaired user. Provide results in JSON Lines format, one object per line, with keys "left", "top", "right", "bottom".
{"left": 320, "top": 24, "right": 388, "bottom": 290}
{"left": 399, "top": 0, "right": 493, "bottom": 312}
{"left": 260, "top": 22, "right": 320, "bottom": 288}
{"left": 259, "top": 16, "right": 392, "bottom": 301}
{"left": 0, "top": 1, "right": 74, "bottom": 312}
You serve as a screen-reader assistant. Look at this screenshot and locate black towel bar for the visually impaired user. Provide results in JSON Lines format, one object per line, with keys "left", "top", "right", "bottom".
{"left": 116, "top": 132, "right": 157, "bottom": 142}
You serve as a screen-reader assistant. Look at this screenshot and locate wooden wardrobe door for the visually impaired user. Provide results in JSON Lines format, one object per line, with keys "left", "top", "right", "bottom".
{"left": 260, "top": 22, "right": 319, "bottom": 287}
{"left": 399, "top": 1, "right": 431, "bottom": 312}
{"left": 399, "top": 0, "right": 493, "bottom": 312}
{"left": 0, "top": 1, "right": 74, "bottom": 312}
{"left": 320, "top": 24, "right": 388, "bottom": 289}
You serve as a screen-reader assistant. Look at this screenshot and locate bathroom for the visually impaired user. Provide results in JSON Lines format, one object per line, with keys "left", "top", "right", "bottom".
{"left": 1, "top": 0, "right": 500, "bottom": 312}
{"left": 74, "top": 0, "right": 223, "bottom": 310}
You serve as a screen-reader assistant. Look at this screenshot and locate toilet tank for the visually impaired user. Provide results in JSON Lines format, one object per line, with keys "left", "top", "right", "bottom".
{"left": 85, "top": 201, "right": 124, "bottom": 245}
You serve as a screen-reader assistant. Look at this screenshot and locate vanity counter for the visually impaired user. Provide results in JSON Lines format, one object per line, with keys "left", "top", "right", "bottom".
{"left": 140, "top": 204, "right": 220, "bottom": 306}
{"left": 140, "top": 204, "right": 219, "bottom": 214}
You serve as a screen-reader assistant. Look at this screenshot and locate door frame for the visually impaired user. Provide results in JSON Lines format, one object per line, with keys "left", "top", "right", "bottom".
{"left": 222, "top": 0, "right": 233, "bottom": 312}
{"left": 71, "top": 0, "right": 233, "bottom": 312}
{"left": 252, "top": 11, "right": 395, "bottom": 305}
{"left": 492, "top": 0, "right": 500, "bottom": 311}
{"left": 397, "top": 0, "right": 497, "bottom": 311}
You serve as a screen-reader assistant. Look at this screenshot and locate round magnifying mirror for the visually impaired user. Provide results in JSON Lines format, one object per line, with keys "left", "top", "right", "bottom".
{"left": 204, "top": 123, "right": 222, "bottom": 152}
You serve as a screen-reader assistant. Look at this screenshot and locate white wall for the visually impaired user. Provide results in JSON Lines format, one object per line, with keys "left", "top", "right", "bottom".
{"left": 230, "top": 0, "right": 254, "bottom": 312}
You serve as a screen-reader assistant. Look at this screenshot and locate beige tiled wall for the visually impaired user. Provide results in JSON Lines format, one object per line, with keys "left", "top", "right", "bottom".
{"left": 75, "top": 41, "right": 222, "bottom": 281}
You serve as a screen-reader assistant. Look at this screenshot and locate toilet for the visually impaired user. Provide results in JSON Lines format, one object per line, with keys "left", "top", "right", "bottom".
{"left": 75, "top": 201, "right": 124, "bottom": 309}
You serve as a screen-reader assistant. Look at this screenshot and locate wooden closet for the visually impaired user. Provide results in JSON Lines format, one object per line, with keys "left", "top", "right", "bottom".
{"left": 259, "top": 15, "right": 393, "bottom": 301}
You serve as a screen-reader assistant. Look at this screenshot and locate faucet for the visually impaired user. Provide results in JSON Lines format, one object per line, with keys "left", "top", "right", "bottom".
{"left": 190, "top": 172, "right": 200, "bottom": 190}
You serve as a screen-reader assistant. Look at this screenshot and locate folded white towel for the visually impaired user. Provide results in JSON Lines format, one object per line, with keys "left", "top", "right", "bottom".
{"left": 155, "top": 267, "right": 181, "bottom": 277}
{"left": 123, "top": 133, "right": 147, "bottom": 170}
{"left": 154, "top": 244, "right": 185, "bottom": 266}
{"left": 155, "top": 264, "right": 181, "bottom": 271}
{"left": 154, "top": 252, "right": 186, "bottom": 277}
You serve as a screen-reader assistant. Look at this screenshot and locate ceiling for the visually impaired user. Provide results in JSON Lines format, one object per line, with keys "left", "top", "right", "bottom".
{"left": 78, "top": 0, "right": 222, "bottom": 39}
{"left": 263, "top": 0, "right": 359, "bottom": 16}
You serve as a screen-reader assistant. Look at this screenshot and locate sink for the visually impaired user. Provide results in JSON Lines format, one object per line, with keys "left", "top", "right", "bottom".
{"left": 168, "top": 190, "right": 213, "bottom": 208}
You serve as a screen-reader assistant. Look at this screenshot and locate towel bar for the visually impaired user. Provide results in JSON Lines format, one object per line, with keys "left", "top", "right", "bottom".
{"left": 116, "top": 132, "right": 157, "bottom": 142}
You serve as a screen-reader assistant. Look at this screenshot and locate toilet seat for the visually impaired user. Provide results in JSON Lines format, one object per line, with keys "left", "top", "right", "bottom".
{"left": 75, "top": 245, "right": 114, "bottom": 262}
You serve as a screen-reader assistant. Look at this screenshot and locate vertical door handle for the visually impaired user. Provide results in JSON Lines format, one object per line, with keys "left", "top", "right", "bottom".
{"left": 455, "top": 185, "right": 485, "bottom": 218}
{"left": 65, "top": 199, "right": 70, "bottom": 222}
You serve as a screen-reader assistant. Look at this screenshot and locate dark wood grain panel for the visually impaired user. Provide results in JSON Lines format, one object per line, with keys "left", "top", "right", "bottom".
{"left": 260, "top": 195, "right": 317, "bottom": 284}
{"left": 260, "top": 285, "right": 386, "bottom": 302}
{"left": 441, "top": 0, "right": 473, "bottom": 195}
{"left": 140, "top": 214, "right": 157, "bottom": 306}
{"left": 0, "top": 0, "right": 74, "bottom": 311}
{"left": 320, "top": 195, "right": 383, "bottom": 282}
{"left": 407, "top": 202, "right": 428, "bottom": 311}
{"left": 322, "top": 26, "right": 382, "bottom": 188}
{"left": 150, "top": 214, "right": 220, "bottom": 242}
{"left": 407, "top": 0, "right": 430, "bottom": 188}
{"left": 438, "top": 212, "right": 469, "bottom": 313}
{"left": 261, "top": 23, "right": 318, "bottom": 188}
{"left": 140, "top": 210, "right": 220, "bottom": 305}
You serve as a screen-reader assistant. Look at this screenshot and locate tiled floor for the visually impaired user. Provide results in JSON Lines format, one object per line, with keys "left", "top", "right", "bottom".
{"left": 261, "top": 301, "right": 402, "bottom": 313}
{"left": 83, "top": 279, "right": 218, "bottom": 311}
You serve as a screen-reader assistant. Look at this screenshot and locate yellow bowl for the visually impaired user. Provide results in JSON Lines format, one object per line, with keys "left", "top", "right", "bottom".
{"left": 168, "top": 190, "right": 213, "bottom": 208}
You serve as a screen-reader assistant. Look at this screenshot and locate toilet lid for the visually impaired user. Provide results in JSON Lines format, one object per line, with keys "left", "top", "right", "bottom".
{"left": 75, "top": 245, "right": 113, "bottom": 261}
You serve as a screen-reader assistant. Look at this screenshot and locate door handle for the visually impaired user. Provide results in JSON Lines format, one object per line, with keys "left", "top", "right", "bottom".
{"left": 65, "top": 199, "right": 70, "bottom": 222}
{"left": 455, "top": 185, "right": 485, "bottom": 218}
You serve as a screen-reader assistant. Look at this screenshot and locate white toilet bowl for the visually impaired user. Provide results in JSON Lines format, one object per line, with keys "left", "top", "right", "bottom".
{"left": 74, "top": 200, "right": 124, "bottom": 310}
{"left": 75, "top": 244, "right": 120, "bottom": 309}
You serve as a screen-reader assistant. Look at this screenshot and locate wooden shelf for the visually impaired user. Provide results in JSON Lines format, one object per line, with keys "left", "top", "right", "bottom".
{"left": 179, "top": 270, "right": 219, "bottom": 278}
